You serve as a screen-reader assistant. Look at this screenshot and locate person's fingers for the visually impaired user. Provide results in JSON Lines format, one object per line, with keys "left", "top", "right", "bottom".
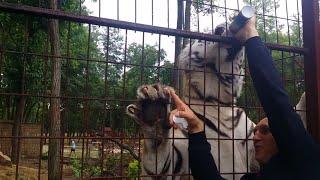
{"left": 169, "top": 110, "right": 182, "bottom": 129}
{"left": 169, "top": 89, "right": 186, "bottom": 110}
{"left": 176, "top": 110, "right": 193, "bottom": 121}
{"left": 246, "top": 16, "right": 256, "bottom": 28}
{"left": 250, "top": 16, "right": 256, "bottom": 25}
{"left": 172, "top": 124, "right": 178, "bottom": 129}
{"left": 169, "top": 109, "right": 178, "bottom": 126}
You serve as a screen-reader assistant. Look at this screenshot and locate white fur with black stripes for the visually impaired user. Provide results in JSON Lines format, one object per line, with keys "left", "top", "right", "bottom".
{"left": 127, "top": 23, "right": 258, "bottom": 180}
{"left": 127, "top": 84, "right": 189, "bottom": 180}
{"left": 178, "top": 23, "right": 258, "bottom": 180}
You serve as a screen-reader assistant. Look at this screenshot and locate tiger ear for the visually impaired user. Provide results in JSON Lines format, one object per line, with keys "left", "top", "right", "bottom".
{"left": 126, "top": 104, "right": 144, "bottom": 125}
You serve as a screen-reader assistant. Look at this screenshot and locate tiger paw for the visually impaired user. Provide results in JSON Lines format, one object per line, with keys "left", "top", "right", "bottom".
{"left": 126, "top": 83, "right": 174, "bottom": 128}
{"left": 136, "top": 84, "right": 173, "bottom": 101}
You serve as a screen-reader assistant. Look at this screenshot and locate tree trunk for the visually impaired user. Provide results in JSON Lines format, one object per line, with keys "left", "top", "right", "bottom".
{"left": 183, "top": 0, "right": 192, "bottom": 47}
{"left": 10, "top": 98, "right": 16, "bottom": 121}
{"left": 48, "top": 0, "right": 62, "bottom": 179}
{"left": 174, "top": 0, "right": 184, "bottom": 90}
{"left": 11, "top": 97, "right": 25, "bottom": 164}
{"left": 35, "top": 103, "right": 41, "bottom": 123}
{"left": 11, "top": 18, "right": 29, "bottom": 165}
{"left": 24, "top": 101, "right": 36, "bottom": 122}
{"left": 5, "top": 96, "right": 10, "bottom": 120}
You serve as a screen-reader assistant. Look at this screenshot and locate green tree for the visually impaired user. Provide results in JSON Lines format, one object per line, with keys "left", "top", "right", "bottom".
{"left": 0, "top": 0, "right": 103, "bottom": 173}
{"left": 238, "top": 0, "right": 304, "bottom": 122}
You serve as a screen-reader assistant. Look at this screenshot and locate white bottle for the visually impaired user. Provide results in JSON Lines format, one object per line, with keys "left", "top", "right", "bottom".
{"left": 229, "top": 6, "right": 255, "bottom": 34}
{"left": 173, "top": 116, "right": 188, "bottom": 130}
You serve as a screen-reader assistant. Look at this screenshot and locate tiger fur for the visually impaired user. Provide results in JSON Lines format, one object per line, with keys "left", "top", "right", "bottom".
{"left": 127, "top": 84, "right": 189, "bottom": 179}
{"left": 126, "top": 23, "right": 258, "bottom": 180}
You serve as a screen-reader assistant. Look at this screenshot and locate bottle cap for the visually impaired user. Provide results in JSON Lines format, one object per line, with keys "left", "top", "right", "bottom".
{"left": 229, "top": 6, "right": 255, "bottom": 34}
{"left": 241, "top": 6, "right": 255, "bottom": 19}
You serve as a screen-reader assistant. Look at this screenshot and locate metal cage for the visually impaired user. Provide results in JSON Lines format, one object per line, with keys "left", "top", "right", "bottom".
{"left": 0, "top": 0, "right": 319, "bottom": 179}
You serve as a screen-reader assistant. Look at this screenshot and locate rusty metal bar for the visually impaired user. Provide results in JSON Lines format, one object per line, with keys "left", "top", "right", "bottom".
{"left": 102, "top": 26, "right": 110, "bottom": 174}
{"left": 302, "top": 0, "right": 320, "bottom": 142}
{"left": 0, "top": 136, "right": 255, "bottom": 141}
{"left": 0, "top": 2, "right": 308, "bottom": 54}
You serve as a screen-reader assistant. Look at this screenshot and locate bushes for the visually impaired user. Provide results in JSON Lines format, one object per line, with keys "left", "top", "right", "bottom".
{"left": 128, "top": 160, "right": 140, "bottom": 180}
{"left": 70, "top": 157, "right": 102, "bottom": 178}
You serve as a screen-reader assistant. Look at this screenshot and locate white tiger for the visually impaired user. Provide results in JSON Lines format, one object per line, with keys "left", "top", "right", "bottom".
{"left": 127, "top": 23, "right": 258, "bottom": 180}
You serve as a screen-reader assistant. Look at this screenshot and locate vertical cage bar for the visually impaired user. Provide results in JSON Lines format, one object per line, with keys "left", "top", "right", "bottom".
{"left": 152, "top": 0, "right": 154, "bottom": 26}
{"left": 120, "top": 29, "right": 127, "bottom": 178}
{"left": 196, "top": 0, "right": 200, "bottom": 32}
{"left": 167, "top": 0, "right": 170, "bottom": 28}
{"left": 140, "top": 32, "right": 145, "bottom": 84}
{"left": 210, "top": 0, "right": 214, "bottom": 34}
{"left": 79, "top": 0, "right": 81, "bottom": 15}
{"left": 60, "top": 21, "right": 72, "bottom": 179}
{"left": 38, "top": 36, "right": 49, "bottom": 180}
{"left": 302, "top": 0, "right": 320, "bottom": 142}
{"left": 296, "top": 0, "right": 302, "bottom": 47}
{"left": 285, "top": 0, "right": 291, "bottom": 46}
{"left": 99, "top": 0, "right": 101, "bottom": 18}
{"left": 244, "top": 51, "right": 249, "bottom": 173}
{"left": 217, "top": 42, "right": 221, "bottom": 173}
{"left": 274, "top": 0, "right": 279, "bottom": 44}
{"left": 102, "top": 26, "right": 110, "bottom": 174}
{"left": 156, "top": 34, "right": 161, "bottom": 82}
{"left": 135, "top": 0, "right": 137, "bottom": 23}
{"left": 15, "top": 17, "right": 29, "bottom": 180}
{"left": 117, "top": 0, "right": 119, "bottom": 20}
{"left": 187, "top": 37, "right": 192, "bottom": 177}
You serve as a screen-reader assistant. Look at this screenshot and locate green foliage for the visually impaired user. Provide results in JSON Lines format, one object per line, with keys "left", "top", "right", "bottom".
{"left": 128, "top": 160, "right": 140, "bottom": 180}
{"left": 89, "top": 166, "right": 102, "bottom": 177}
{"left": 192, "top": 0, "right": 216, "bottom": 14}
{"left": 70, "top": 157, "right": 102, "bottom": 177}
{"left": 237, "top": 0, "right": 305, "bottom": 121}
{"left": 105, "top": 155, "right": 118, "bottom": 176}
{"left": 70, "top": 157, "right": 82, "bottom": 177}
{"left": 41, "top": 151, "right": 48, "bottom": 160}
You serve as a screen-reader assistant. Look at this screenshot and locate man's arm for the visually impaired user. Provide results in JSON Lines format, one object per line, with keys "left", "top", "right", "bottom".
{"left": 167, "top": 88, "right": 225, "bottom": 179}
{"left": 189, "top": 131, "right": 225, "bottom": 180}
{"left": 245, "top": 36, "right": 320, "bottom": 176}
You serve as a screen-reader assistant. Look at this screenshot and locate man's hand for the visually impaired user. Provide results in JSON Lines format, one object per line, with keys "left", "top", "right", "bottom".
{"left": 234, "top": 16, "right": 259, "bottom": 43}
{"left": 167, "top": 89, "right": 204, "bottom": 134}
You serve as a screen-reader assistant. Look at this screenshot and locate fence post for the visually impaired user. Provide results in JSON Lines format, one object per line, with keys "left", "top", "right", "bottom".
{"left": 302, "top": 0, "right": 320, "bottom": 143}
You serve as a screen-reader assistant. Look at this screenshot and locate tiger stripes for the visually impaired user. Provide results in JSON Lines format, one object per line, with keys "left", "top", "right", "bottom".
{"left": 127, "top": 23, "right": 258, "bottom": 179}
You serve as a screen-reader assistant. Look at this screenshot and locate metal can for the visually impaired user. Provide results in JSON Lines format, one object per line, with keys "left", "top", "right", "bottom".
{"left": 229, "top": 6, "right": 255, "bottom": 34}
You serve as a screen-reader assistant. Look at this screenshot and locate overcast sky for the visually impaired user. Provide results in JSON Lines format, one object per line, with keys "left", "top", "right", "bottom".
{"left": 83, "top": 0, "right": 302, "bottom": 62}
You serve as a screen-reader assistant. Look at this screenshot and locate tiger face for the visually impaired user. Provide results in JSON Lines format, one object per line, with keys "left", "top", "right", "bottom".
{"left": 179, "top": 23, "right": 245, "bottom": 105}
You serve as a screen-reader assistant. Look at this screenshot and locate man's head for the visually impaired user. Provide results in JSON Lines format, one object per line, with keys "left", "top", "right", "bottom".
{"left": 253, "top": 118, "right": 278, "bottom": 165}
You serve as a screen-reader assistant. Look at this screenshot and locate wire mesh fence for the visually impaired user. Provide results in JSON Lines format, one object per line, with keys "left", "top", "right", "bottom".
{"left": 0, "top": 0, "right": 318, "bottom": 179}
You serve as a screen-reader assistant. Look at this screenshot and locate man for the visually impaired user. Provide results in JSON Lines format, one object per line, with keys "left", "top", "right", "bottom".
{"left": 70, "top": 140, "right": 76, "bottom": 157}
{"left": 252, "top": 118, "right": 278, "bottom": 166}
{"left": 168, "top": 16, "right": 320, "bottom": 179}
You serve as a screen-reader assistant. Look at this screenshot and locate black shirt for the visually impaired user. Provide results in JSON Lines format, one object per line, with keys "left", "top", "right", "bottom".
{"left": 189, "top": 37, "right": 320, "bottom": 180}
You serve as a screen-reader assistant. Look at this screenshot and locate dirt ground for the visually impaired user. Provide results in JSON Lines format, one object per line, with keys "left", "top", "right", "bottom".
{"left": 0, "top": 164, "right": 48, "bottom": 180}
{"left": 0, "top": 162, "right": 75, "bottom": 180}
{"left": 0, "top": 140, "right": 139, "bottom": 179}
